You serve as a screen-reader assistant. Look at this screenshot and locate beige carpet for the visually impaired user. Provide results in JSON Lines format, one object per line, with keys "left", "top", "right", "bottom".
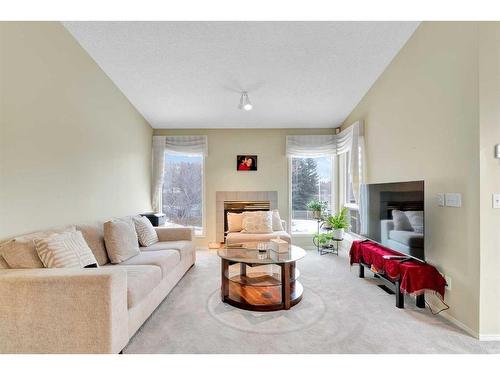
{"left": 123, "top": 248, "right": 500, "bottom": 354}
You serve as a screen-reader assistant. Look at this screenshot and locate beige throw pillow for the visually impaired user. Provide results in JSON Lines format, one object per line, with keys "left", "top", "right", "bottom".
{"left": 0, "top": 225, "right": 76, "bottom": 269}
{"left": 76, "top": 221, "right": 110, "bottom": 266}
{"left": 104, "top": 219, "right": 140, "bottom": 263}
{"left": 272, "top": 210, "right": 284, "bottom": 231}
{"left": 227, "top": 213, "right": 243, "bottom": 232}
{"left": 242, "top": 211, "right": 273, "bottom": 233}
{"left": 133, "top": 216, "right": 159, "bottom": 247}
{"left": 34, "top": 231, "right": 98, "bottom": 268}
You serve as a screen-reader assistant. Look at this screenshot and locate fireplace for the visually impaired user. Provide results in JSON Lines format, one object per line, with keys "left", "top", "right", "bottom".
{"left": 223, "top": 200, "right": 270, "bottom": 238}
{"left": 216, "top": 191, "right": 278, "bottom": 243}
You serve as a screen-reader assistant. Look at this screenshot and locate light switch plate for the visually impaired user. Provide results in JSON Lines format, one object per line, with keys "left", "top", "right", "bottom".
{"left": 445, "top": 193, "right": 462, "bottom": 207}
{"left": 436, "top": 193, "right": 445, "bottom": 207}
{"left": 493, "top": 194, "right": 500, "bottom": 209}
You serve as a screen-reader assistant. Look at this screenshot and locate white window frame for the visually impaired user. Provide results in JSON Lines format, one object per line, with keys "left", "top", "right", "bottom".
{"left": 163, "top": 153, "right": 206, "bottom": 238}
{"left": 288, "top": 154, "right": 337, "bottom": 237}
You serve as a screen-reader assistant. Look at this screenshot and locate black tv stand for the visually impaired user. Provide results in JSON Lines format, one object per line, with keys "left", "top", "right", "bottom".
{"left": 358, "top": 262, "right": 425, "bottom": 309}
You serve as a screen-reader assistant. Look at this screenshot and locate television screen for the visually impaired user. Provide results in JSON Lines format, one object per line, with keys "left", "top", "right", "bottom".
{"left": 358, "top": 180, "right": 425, "bottom": 261}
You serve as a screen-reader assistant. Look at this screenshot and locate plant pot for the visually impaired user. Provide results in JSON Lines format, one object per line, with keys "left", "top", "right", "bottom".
{"left": 312, "top": 210, "right": 322, "bottom": 219}
{"left": 332, "top": 228, "right": 344, "bottom": 240}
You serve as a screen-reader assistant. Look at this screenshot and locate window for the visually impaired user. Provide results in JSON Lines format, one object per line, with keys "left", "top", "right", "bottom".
{"left": 290, "top": 155, "right": 335, "bottom": 234}
{"left": 162, "top": 154, "right": 204, "bottom": 235}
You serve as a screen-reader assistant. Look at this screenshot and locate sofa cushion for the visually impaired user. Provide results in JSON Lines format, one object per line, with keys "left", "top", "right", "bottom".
{"left": 227, "top": 213, "right": 243, "bottom": 232}
{"left": 391, "top": 210, "right": 413, "bottom": 231}
{"left": 389, "top": 230, "right": 424, "bottom": 248}
{"left": 76, "top": 221, "right": 110, "bottom": 266}
{"left": 104, "top": 219, "right": 140, "bottom": 264}
{"left": 242, "top": 211, "right": 273, "bottom": 233}
{"left": 34, "top": 231, "right": 98, "bottom": 268}
{"left": 133, "top": 216, "right": 159, "bottom": 247}
{"left": 119, "top": 250, "right": 180, "bottom": 278}
{"left": 141, "top": 240, "right": 195, "bottom": 262}
{"left": 225, "top": 230, "right": 291, "bottom": 245}
{"left": 0, "top": 225, "right": 76, "bottom": 269}
{"left": 104, "top": 264, "right": 162, "bottom": 309}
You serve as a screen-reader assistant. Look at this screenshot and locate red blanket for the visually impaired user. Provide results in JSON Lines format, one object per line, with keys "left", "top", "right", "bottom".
{"left": 350, "top": 240, "right": 446, "bottom": 299}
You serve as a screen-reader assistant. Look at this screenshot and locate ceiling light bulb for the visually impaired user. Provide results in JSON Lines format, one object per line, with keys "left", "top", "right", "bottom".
{"left": 239, "top": 91, "right": 253, "bottom": 111}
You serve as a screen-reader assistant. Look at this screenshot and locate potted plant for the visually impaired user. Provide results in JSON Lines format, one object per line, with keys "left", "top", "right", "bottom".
{"left": 325, "top": 207, "right": 350, "bottom": 240}
{"left": 307, "top": 200, "right": 327, "bottom": 219}
{"left": 312, "top": 232, "right": 333, "bottom": 249}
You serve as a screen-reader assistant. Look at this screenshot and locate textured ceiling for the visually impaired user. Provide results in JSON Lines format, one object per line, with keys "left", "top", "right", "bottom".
{"left": 63, "top": 21, "right": 419, "bottom": 129}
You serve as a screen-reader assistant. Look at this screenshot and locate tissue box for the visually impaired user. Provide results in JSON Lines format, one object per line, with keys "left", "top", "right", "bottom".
{"left": 269, "top": 238, "right": 289, "bottom": 253}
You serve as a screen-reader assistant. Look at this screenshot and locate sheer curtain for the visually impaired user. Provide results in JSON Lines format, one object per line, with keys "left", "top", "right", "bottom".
{"left": 152, "top": 136, "right": 166, "bottom": 213}
{"left": 151, "top": 135, "right": 208, "bottom": 213}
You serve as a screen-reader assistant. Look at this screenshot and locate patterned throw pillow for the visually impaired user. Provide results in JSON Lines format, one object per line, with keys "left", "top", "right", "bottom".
{"left": 242, "top": 211, "right": 273, "bottom": 233}
{"left": 34, "top": 231, "right": 98, "bottom": 268}
{"left": 227, "top": 213, "right": 243, "bottom": 232}
{"left": 133, "top": 216, "right": 159, "bottom": 247}
{"left": 0, "top": 225, "right": 76, "bottom": 269}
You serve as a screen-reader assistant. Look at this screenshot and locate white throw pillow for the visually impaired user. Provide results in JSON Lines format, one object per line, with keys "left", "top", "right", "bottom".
{"left": 392, "top": 210, "right": 413, "bottom": 231}
{"left": 405, "top": 211, "right": 424, "bottom": 233}
{"left": 242, "top": 211, "right": 273, "bottom": 233}
{"left": 104, "top": 219, "right": 140, "bottom": 264}
{"left": 272, "top": 209, "right": 284, "bottom": 231}
{"left": 133, "top": 216, "right": 159, "bottom": 247}
{"left": 34, "top": 231, "right": 98, "bottom": 268}
{"left": 227, "top": 212, "right": 243, "bottom": 232}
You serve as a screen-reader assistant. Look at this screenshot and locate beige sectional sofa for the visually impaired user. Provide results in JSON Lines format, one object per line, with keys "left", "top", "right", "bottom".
{"left": 0, "top": 220, "right": 195, "bottom": 354}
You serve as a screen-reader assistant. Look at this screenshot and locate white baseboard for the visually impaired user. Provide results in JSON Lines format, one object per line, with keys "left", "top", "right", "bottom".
{"left": 427, "top": 302, "right": 479, "bottom": 339}
{"left": 479, "top": 334, "right": 500, "bottom": 341}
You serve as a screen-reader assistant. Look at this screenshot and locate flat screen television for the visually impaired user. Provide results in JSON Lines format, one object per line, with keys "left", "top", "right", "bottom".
{"left": 358, "top": 180, "right": 425, "bottom": 262}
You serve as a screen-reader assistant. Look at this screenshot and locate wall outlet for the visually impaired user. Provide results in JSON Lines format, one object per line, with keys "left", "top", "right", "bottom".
{"left": 436, "top": 193, "right": 445, "bottom": 207}
{"left": 444, "top": 275, "right": 452, "bottom": 291}
{"left": 445, "top": 193, "right": 462, "bottom": 208}
{"left": 493, "top": 194, "right": 500, "bottom": 209}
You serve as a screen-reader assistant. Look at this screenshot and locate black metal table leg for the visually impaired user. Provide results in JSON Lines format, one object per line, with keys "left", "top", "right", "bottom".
{"left": 416, "top": 294, "right": 425, "bottom": 308}
{"left": 395, "top": 279, "right": 404, "bottom": 308}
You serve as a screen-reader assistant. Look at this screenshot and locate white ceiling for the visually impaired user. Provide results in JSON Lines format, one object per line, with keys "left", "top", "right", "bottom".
{"left": 63, "top": 21, "right": 419, "bottom": 129}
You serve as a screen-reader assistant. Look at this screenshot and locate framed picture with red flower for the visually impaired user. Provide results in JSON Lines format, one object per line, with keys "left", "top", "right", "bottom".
{"left": 237, "top": 155, "right": 257, "bottom": 171}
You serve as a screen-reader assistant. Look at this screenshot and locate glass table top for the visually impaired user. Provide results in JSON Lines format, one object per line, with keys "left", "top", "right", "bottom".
{"left": 217, "top": 242, "right": 306, "bottom": 264}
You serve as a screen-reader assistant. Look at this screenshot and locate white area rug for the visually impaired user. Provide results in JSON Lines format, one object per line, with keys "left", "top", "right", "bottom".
{"left": 124, "top": 249, "right": 500, "bottom": 354}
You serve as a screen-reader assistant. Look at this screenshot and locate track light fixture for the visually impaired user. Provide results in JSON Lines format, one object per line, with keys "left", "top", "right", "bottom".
{"left": 239, "top": 91, "right": 253, "bottom": 111}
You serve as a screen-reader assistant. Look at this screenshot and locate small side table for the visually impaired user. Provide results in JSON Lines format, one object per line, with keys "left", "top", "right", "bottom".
{"left": 319, "top": 239, "right": 342, "bottom": 256}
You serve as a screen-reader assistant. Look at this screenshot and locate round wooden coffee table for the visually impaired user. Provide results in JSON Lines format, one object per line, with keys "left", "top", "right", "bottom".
{"left": 218, "top": 242, "right": 306, "bottom": 311}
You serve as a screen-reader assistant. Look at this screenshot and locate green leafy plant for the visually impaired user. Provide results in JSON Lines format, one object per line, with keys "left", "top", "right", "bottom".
{"left": 312, "top": 232, "right": 333, "bottom": 247}
{"left": 306, "top": 200, "right": 327, "bottom": 212}
{"left": 325, "top": 207, "right": 350, "bottom": 230}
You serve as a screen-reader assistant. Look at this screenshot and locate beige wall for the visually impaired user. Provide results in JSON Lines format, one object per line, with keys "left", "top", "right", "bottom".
{"left": 478, "top": 23, "right": 500, "bottom": 337}
{"left": 343, "top": 22, "right": 481, "bottom": 335}
{"left": 154, "top": 128, "right": 334, "bottom": 248}
{"left": 0, "top": 22, "right": 153, "bottom": 240}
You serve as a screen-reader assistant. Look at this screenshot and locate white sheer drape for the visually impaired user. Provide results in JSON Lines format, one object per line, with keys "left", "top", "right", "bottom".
{"left": 165, "top": 135, "right": 208, "bottom": 156}
{"left": 151, "top": 135, "right": 208, "bottom": 213}
{"left": 286, "top": 134, "right": 337, "bottom": 157}
{"left": 152, "top": 136, "right": 166, "bottom": 213}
